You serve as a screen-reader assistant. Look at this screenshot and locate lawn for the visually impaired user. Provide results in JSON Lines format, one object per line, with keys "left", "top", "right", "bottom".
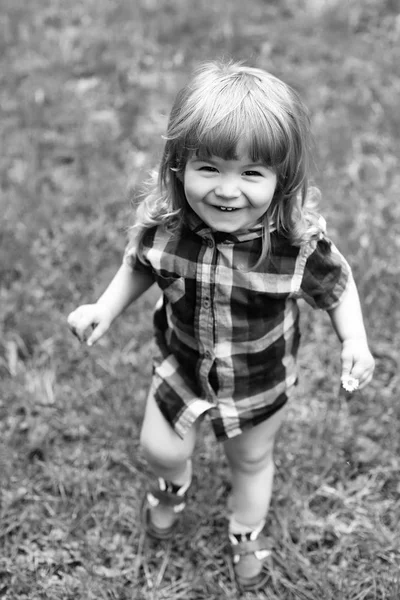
{"left": 1, "top": 0, "right": 399, "bottom": 598}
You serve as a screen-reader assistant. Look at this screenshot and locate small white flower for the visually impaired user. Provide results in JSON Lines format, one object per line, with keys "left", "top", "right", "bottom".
{"left": 342, "top": 377, "right": 359, "bottom": 392}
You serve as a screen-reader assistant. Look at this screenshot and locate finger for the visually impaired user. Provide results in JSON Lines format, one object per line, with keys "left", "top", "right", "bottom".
{"left": 70, "top": 325, "right": 91, "bottom": 343}
{"left": 68, "top": 312, "right": 84, "bottom": 337}
{"left": 70, "top": 326, "right": 81, "bottom": 341}
{"left": 67, "top": 312, "right": 77, "bottom": 330}
{"left": 87, "top": 322, "right": 108, "bottom": 346}
{"left": 358, "top": 370, "right": 374, "bottom": 390}
{"left": 347, "top": 359, "right": 370, "bottom": 382}
{"left": 68, "top": 311, "right": 96, "bottom": 341}
{"left": 67, "top": 310, "right": 85, "bottom": 341}
{"left": 341, "top": 356, "right": 354, "bottom": 381}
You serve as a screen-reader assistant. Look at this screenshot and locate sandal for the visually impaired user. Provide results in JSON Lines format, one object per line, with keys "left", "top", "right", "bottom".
{"left": 141, "top": 478, "right": 189, "bottom": 540}
{"left": 230, "top": 533, "right": 272, "bottom": 591}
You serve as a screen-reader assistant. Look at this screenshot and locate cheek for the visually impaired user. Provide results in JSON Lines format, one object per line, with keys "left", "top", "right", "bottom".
{"left": 184, "top": 174, "right": 203, "bottom": 201}
{"left": 183, "top": 180, "right": 193, "bottom": 201}
{"left": 183, "top": 182, "right": 200, "bottom": 212}
{"left": 263, "top": 179, "right": 278, "bottom": 205}
{"left": 252, "top": 185, "right": 276, "bottom": 210}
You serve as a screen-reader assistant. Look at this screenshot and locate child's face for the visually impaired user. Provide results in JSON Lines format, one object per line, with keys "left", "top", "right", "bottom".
{"left": 183, "top": 145, "right": 277, "bottom": 233}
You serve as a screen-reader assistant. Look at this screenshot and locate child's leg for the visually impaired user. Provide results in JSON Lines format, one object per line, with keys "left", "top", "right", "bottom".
{"left": 223, "top": 407, "right": 286, "bottom": 585}
{"left": 223, "top": 406, "right": 287, "bottom": 531}
{"left": 140, "top": 392, "right": 200, "bottom": 530}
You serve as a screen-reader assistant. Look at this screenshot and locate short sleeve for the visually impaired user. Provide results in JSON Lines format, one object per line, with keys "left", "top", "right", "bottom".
{"left": 123, "top": 239, "right": 153, "bottom": 276}
{"left": 299, "top": 236, "right": 351, "bottom": 310}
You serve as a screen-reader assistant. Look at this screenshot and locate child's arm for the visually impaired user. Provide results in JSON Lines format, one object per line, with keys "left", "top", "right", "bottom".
{"left": 328, "top": 275, "right": 375, "bottom": 389}
{"left": 67, "top": 262, "right": 154, "bottom": 346}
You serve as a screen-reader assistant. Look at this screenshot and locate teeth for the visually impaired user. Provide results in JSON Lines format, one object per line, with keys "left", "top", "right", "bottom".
{"left": 218, "top": 207, "right": 237, "bottom": 211}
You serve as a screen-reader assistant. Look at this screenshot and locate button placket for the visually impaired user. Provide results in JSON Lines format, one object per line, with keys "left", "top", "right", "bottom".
{"left": 196, "top": 236, "right": 216, "bottom": 398}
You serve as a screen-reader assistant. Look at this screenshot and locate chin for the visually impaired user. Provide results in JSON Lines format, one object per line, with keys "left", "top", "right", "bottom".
{"left": 204, "top": 216, "right": 239, "bottom": 232}
{"left": 209, "top": 223, "right": 239, "bottom": 233}
{"left": 212, "top": 220, "right": 251, "bottom": 234}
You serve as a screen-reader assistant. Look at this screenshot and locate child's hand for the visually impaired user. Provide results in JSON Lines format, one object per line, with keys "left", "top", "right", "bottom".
{"left": 67, "top": 304, "right": 113, "bottom": 347}
{"left": 340, "top": 338, "right": 375, "bottom": 391}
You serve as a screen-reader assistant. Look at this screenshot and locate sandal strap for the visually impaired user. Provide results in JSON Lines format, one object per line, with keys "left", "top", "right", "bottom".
{"left": 232, "top": 536, "right": 270, "bottom": 557}
{"left": 231, "top": 534, "right": 272, "bottom": 591}
{"left": 148, "top": 487, "right": 187, "bottom": 508}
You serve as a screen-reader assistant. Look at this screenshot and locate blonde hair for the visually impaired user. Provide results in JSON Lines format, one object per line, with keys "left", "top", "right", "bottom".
{"left": 132, "top": 59, "right": 322, "bottom": 265}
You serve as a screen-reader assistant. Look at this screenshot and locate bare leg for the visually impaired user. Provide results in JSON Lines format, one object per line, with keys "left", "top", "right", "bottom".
{"left": 223, "top": 406, "right": 287, "bottom": 529}
{"left": 140, "top": 392, "right": 200, "bottom": 529}
{"left": 223, "top": 407, "right": 287, "bottom": 582}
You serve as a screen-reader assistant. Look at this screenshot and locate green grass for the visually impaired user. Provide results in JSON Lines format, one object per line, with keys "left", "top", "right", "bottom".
{"left": 1, "top": 0, "right": 399, "bottom": 598}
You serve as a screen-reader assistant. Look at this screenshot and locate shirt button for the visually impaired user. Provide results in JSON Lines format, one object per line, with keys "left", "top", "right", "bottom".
{"left": 206, "top": 238, "right": 214, "bottom": 248}
{"left": 203, "top": 298, "right": 210, "bottom": 309}
{"left": 204, "top": 350, "right": 212, "bottom": 360}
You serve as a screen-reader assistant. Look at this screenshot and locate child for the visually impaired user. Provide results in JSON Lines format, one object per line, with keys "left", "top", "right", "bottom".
{"left": 67, "top": 60, "right": 375, "bottom": 591}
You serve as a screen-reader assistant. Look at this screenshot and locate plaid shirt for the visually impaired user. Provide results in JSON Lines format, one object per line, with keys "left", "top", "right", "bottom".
{"left": 124, "top": 212, "right": 351, "bottom": 440}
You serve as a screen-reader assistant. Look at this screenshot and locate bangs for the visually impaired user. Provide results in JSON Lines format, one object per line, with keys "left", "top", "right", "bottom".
{"left": 193, "top": 108, "right": 288, "bottom": 168}
{"left": 184, "top": 96, "right": 288, "bottom": 168}
{"left": 169, "top": 73, "right": 291, "bottom": 170}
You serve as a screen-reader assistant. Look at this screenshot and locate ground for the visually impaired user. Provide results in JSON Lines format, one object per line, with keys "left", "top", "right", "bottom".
{"left": 1, "top": 0, "right": 400, "bottom": 598}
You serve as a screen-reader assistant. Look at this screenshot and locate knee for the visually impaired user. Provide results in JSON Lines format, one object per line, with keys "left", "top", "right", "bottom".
{"left": 140, "top": 427, "right": 190, "bottom": 471}
{"left": 227, "top": 441, "right": 275, "bottom": 475}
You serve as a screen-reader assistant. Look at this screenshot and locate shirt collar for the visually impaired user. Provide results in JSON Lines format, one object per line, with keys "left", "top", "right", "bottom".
{"left": 185, "top": 210, "right": 273, "bottom": 244}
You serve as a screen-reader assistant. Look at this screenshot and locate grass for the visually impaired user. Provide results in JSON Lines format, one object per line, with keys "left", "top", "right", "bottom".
{"left": 1, "top": 0, "right": 400, "bottom": 597}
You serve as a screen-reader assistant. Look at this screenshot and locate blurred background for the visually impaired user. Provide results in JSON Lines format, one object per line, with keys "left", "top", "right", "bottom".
{"left": 1, "top": 1, "right": 399, "bottom": 598}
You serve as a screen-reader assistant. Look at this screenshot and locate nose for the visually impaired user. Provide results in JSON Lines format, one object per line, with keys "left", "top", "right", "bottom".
{"left": 214, "top": 176, "right": 241, "bottom": 199}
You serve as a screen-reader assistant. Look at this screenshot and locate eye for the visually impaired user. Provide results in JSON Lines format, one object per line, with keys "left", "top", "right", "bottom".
{"left": 243, "top": 170, "right": 263, "bottom": 177}
{"left": 199, "top": 165, "right": 218, "bottom": 173}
